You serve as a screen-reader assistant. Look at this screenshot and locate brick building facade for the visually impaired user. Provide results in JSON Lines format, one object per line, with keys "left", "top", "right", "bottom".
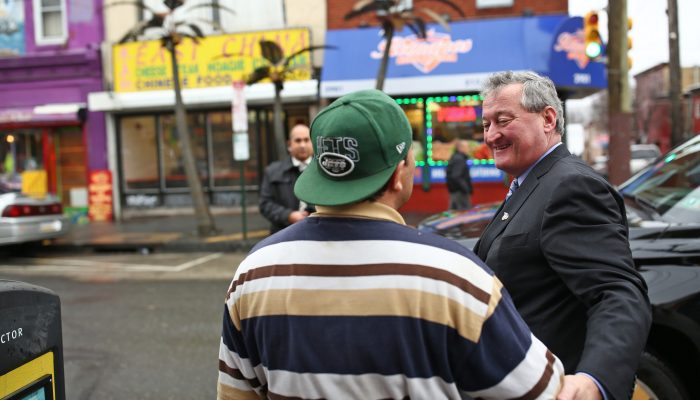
{"left": 327, "top": 0, "right": 568, "bottom": 29}
{"left": 635, "top": 64, "right": 700, "bottom": 153}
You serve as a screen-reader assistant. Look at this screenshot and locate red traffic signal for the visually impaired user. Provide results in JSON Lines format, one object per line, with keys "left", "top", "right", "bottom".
{"left": 583, "top": 11, "right": 603, "bottom": 59}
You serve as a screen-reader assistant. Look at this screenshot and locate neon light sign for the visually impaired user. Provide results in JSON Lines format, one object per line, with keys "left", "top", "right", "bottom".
{"left": 437, "top": 106, "right": 478, "bottom": 123}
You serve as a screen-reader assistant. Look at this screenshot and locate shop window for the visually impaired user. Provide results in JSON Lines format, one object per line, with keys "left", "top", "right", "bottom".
{"left": 426, "top": 95, "right": 487, "bottom": 164}
{"left": 210, "top": 111, "right": 258, "bottom": 187}
{"left": 161, "top": 113, "right": 208, "bottom": 189}
{"left": 476, "top": 0, "right": 514, "bottom": 9}
{"left": 120, "top": 116, "right": 159, "bottom": 191}
{"left": 33, "top": 0, "right": 67, "bottom": 45}
{"left": 141, "top": 0, "right": 220, "bottom": 35}
{"left": 399, "top": 102, "right": 426, "bottom": 164}
{"left": 217, "top": 0, "right": 284, "bottom": 32}
{"left": 0, "top": 130, "right": 43, "bottom": 193}
{"left": 375, "top": 0, "right": 412, "bottom": 13}
{"left": 140, "top": 0, "right": 284, "bottom": 34}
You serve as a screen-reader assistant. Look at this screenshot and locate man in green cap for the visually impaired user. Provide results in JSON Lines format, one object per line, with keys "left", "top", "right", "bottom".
{"left": 217, "top": 89, "right": 564, "bottom": 400}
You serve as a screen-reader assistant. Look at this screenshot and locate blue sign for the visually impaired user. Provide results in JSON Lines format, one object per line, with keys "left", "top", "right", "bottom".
{"left": 548, "top": 16, "right": 607, "bottom": 88}
{"left": 321, "top": 14, "right": 607, "bottom": 97}
{"left": 414, "top": 164, "right": 504, "bottom": 184}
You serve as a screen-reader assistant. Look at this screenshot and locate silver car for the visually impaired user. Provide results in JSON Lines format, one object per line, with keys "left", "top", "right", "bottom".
{"left": 0, "top": 190, "right": 71, "bottom": 245}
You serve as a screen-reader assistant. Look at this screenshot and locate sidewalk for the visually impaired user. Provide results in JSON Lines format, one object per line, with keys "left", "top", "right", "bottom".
{"left": 50, "top": 207, "right": 435, "bottom": 253}
{"left": 52, "top": 207, "right": 270, "bottom": 253}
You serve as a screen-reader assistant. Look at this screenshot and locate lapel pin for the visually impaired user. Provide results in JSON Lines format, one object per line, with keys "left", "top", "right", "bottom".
{"left": 502, "top": 212, "right": 509, "bottom": 221}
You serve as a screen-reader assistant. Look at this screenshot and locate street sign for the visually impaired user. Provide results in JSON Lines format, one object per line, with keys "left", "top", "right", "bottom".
{"left": 231, "top": 81, "right": 248, "bottom": 133}
{"left": 233, "top": 132, "right": 250, "bottom": 161}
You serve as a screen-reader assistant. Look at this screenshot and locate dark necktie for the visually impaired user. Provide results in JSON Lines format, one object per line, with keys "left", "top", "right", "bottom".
{"left": 505, "top": 179, "right": 519, "bottom": 202}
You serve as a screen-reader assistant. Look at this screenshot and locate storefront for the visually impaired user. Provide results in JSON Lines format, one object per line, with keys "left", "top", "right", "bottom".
{"left": 0, "top": 58, "right": 106, "bottom": 221}
{"left": 0, "top": 0, "right": 106, "bottom": 222}
{"left": 88, "top": 28, "right": 319, "bottom": 218}
{"left": 0, "top": 108, "right": 87, "bottom": 200}
{"left": 321, "top": 14, "right": 607, "bottom": 212}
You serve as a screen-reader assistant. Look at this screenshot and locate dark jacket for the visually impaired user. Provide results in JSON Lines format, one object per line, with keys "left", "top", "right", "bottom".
{"left": 446, "top": 152, "right": 472, "bottom": 194}
{"left": 474, "top": 145, "right": 651, "bottom": 400}
{"left": 259, "top": 157, "right": 314, "bottom": 233}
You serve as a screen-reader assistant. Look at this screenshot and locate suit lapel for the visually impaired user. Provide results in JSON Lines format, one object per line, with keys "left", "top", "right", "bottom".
{"left": 476, "top": 145, "right": 570, "bottom": 259}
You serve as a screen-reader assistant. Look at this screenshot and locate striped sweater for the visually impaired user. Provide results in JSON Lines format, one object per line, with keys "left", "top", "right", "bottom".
{"left": 218, "top": 209, "right": 563, "bottom": 399}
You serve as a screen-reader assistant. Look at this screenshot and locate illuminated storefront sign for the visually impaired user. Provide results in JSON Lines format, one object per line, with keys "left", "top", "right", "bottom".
{"left": 113, "top": 28, "right": 312, "bottom": 92}
{"left": 436, "top": 106, "right": 479, "bottom": 123}
{"left": 322, "top": 15, "right": 607, "bottom": 97}
{"left": 370, "top": 30, "right": 473, "bottom": 74}
{"left": 547, "top": 16, "right": 607, "bottom": 88}
{"left": 413, "top": 164, "right": 504, "bottom": 184}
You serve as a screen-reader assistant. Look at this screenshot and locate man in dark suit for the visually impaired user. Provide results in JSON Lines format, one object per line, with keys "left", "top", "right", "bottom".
{"left": 474, "top": 71, "right": 651, "bottom": 400}
{"left": 446, "top": 139, "right": 473, "bottom": 210}
{"left": 259, "top": 124, "right": 315, "bottom": 233}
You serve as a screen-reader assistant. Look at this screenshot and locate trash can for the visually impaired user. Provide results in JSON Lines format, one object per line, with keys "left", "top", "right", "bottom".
{"left": 0, "top": 280, "right": 65, "bottom": 400}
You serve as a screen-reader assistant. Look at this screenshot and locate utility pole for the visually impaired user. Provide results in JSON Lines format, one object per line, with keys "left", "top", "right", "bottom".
{"left": 668, "top": 0, "right": 683, "bottom": 147}
{"left": 607, "top": 0, "right": 632, "bottom": 185}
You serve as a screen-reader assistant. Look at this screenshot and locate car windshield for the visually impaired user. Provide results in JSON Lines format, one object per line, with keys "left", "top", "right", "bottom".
{"left": 631, "top": 149, "right": 659, "bottom": 159}
{"left": 0, "top": 176, "right": 21, "bottom": 194}
{"left": 620, "top": 137, "right": 700, "bottom": 224}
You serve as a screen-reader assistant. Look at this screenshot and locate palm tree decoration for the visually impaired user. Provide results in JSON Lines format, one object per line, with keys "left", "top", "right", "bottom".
{"left": 345, "top": 0, "right": 464, "bottom": 90}
{"left": 108, "top": 0, "right": 232, "bottom": 236}
{"left": 245, "top": 40, "right": 334, "bottom": 160}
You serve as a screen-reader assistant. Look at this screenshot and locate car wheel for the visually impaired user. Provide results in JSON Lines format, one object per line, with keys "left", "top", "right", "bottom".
{"left": 633, "top": 352, "right": 689, "bottom": 400}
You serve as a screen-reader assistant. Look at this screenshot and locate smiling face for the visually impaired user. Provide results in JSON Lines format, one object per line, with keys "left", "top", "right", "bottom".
{"left": 482, "top": 83, "right": 560, "bottom": 177}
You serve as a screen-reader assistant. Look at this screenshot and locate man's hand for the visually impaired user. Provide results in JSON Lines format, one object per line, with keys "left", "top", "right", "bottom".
{"left": 288, "top": 211, "right": 309, "bottom": 224}
{"left": 556, "top": 374, "right": 603, "bottom": 400}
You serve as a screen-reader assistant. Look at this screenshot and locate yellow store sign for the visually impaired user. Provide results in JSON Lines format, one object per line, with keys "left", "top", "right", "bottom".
{"left": 113, "top": 28, "right": 313, "bottom": 93}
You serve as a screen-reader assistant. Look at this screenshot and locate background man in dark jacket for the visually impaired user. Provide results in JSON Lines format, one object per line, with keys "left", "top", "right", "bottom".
{"left": 446, "top": 139, "right": 473, "bottom": 210}
{"left": 259, "top": 124, "right": 314, "bottom": 233}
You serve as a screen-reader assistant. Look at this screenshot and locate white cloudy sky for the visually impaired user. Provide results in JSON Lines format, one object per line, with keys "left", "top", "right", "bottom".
{"left": 569, "top": 0, "right": 700, "bottom": 76}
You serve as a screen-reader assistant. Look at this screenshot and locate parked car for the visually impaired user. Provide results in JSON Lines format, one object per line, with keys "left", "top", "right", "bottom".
{"left": 418, "top": 135, "right": 700, "bottom": 399}
{"left": 630, "top": 143, "right": 661, "bottom": 173}
{"left": 0, "top": 188, "right": 71, "bottom": 245}
{"left": 591, "top": 143, "right": 662, "bottom": 178}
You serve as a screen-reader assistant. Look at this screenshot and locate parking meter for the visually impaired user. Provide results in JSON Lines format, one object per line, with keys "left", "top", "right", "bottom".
{"left": 0, "top": 280, "right": 65, "bottom": 400}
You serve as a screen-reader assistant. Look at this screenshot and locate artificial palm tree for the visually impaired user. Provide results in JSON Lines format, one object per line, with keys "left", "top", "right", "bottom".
{"left": 109, "top": 0, "right": 232, "bottom": 236}
{"left": 345, "top": 0, "right": 464, "bottom": 90}
{"left": 245, "top": 40, "right": 334, "bottom": 160}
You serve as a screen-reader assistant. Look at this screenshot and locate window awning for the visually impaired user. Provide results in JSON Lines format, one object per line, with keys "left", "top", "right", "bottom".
{"left": 0, "top": 103, "right": 86, "bottom": 126}
{"left": 88, "top": 80, "right": 319, "bottom": 112}
{"left": 321, "top": 15, "right": 606, "bottom": 98}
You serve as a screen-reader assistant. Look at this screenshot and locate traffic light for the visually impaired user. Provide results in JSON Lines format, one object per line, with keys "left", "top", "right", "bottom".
{"left": 583, "top": 11, "right": 603, "bottom": 59}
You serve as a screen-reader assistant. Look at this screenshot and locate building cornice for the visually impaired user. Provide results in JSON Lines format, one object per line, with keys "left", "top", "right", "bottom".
{"left": 0, "top": 48, "right": 102, "bottom": 83}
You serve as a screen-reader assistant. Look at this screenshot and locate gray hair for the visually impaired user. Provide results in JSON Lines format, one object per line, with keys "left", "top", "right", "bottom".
{"left": 480, "top": 71, "right": 565, "bottom": 135}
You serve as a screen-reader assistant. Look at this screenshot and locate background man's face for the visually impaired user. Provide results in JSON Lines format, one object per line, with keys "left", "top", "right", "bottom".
{"left": 288, "top": 125, "right": 312, "bottom": 161}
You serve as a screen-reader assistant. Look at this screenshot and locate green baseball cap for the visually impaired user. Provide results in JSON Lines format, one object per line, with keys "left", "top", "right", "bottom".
{"left": 294, "top": 89, "right": 412, "bottom": 206}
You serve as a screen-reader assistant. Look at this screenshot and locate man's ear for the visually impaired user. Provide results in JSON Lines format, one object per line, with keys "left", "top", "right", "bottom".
{"left": 388, "top": 160, "right": 406, "bottom": 193}
{"left": 542, "top": 106, "right": 557, "bottom": 133}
